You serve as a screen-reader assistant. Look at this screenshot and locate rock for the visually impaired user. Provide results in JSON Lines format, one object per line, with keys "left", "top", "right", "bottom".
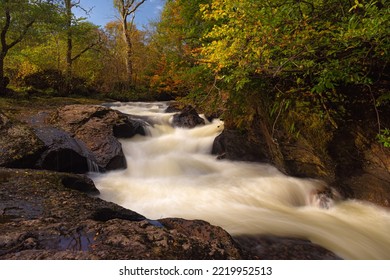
{"left": 281, "top": 141, "right": 335, "bottom": 181}
{"left": 34, "top": 127, "right": 98, "bottom": 173}
{"left": 159, "top": 218, "right": 244, "bottom": 259}
{"left": 172, "top": 106, "right": 205, "bottom": 128}
{"left": 227, "top": 112, "right": 390, "bottom": 207}
{"left": 212, "top": 129, "right": 268, "bottom": 162}
{"left": 234, "top": 235, "right": 341, "bottom": 260}
{"left": 329, "top": 125, "right": 390, "bottom": 207}
{"left": 0, "top": 111, "right": 45, "bottom": 168}
{"left": 48, "top": 105, "right": 146, "bottom": 171}
{"left": 0, "top": 168, "right": 244, "bottom": 260}
{"left": 113, "top": 118, "right": 146, "bottom": 138}
{"left": 61, "top": 174, "right": 100, "bottom": 195}
{"left": 165, "top": 102, "right": 182, "bottom": 113}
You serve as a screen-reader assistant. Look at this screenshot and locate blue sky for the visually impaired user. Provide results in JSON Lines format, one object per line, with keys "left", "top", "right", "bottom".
{"left": 74, "top": 0, "right": 166, "bottom": 29}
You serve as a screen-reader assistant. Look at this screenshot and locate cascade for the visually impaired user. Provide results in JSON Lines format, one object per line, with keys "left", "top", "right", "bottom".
{"left": 90, "top": 102, "right": 390, "bottom": 260}
{"left": 87, "top": 158, "right": 100, "bottom": 173}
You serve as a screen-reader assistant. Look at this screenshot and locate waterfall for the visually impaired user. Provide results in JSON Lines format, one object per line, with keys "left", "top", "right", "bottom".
{"left": 90, "top": 102, "right": 390, "bottom": 260}
{"left": 87, "top": 158, "right": 100, "bottom": 173}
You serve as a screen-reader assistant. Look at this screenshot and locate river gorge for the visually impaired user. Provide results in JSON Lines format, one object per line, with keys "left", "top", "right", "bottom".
{"left": 90, "top": 102, "right": 390, "bottom": 260}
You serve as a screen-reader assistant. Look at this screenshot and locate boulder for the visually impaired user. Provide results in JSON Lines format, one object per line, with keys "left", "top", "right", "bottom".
{"left": 329, "top": 125, "right": 390, "bottom": 206}
{"left": 281, "top": 141, "right": 334, "bottom": 181}
{"left": 48, "top": 105, "right": 146, "bottom": 171}
{"left": 164, "top": 102, "right": 182, "bottom": 113}
{"left": 158, "top": 218, "right": 243, "bottom": 259}
{"left": 212, "top": 129, "right": 268, "bottom": 162}
{"left": 172, "top": 106, "right": 205, "bottom": 128}
{"left": 34, "top": 127, "right": 98, "bottom": 173}
{"left": 0, "top": 168, "right": 244, "bottom": 260}
{"left": 234, "top": 235, "right": 341, "bottom": 260}
{"left": 0, "top": 112, "right": 45, "bottom": 168}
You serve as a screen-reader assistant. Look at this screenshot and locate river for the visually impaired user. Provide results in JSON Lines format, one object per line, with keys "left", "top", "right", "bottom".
{"left": 90, "top": 102, "right": 390, "bottom": 260}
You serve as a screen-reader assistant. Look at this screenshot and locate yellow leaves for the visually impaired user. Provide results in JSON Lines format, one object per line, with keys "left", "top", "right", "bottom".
{"left": 16, "top": 61, "right": 40, "bottom": 81}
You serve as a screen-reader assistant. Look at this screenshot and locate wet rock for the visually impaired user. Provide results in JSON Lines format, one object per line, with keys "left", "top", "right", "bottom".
{"left": 212, "top": 130, "right": 268, "bottom": 162}
{"left": 113, "top": 118, "right": 146, "bottom": 138}
{"left": 165, "top": 102, "right": 182, "bottom": 113}
{"left": 159, "top": 218, "right": 244, "bottom": 259}
{"left": 234, "top": 235, "right": 341, "bottom": 260}
{"left": 172, "top": 106, "right": 205, "bottom": 128}
{"left": 0, "top": 112, "right": 45, "bottom": 168}
{"left": 61, "top": 174, "right": 99, "bottom": 195}
{"left": 85, "top": 219, "right": 244, "bottom": 260}
{"left": 0, "top": 168, "right": 245, "bottom": 260}
{"left": 329, "top": 125, "right": 390, "bottom": 207}
{"left": 281, "top": 141, "right": 334, "bottom": 181}
{"left": 34, "top": 127, "right": 98, "bottom": 173}
{"left": 89, "top": 207, "right": 145, "bottom": 222}
{"left": 48, "top": 105, "right": 145, "bottom": 171}
{"left": 227, "top": 115, "right": 390, "bottom": 207}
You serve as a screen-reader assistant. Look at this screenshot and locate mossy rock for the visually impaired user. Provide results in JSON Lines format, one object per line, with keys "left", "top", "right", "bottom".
{"left": 0, "top": 111, "right": 45, "bottom": 168}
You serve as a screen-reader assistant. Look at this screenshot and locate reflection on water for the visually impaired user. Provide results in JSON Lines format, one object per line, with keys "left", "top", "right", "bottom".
{"left": 91, "top": 102, "right": 390, "bottom": 260}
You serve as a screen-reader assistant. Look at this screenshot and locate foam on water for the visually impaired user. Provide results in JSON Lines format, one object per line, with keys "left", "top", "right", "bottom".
{"left": 91, "top": 102, "right": 390, "bottom": 259}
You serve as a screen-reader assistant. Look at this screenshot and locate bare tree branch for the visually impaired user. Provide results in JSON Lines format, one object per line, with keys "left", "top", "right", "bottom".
{"left": 71, "top": 32, "right": 103, "bottom": 62}
{"left": 8, "top": 20, "right": 35, "bottom": 50}
{"left": 113, "top": 0, "right": 146, "bottom": 84}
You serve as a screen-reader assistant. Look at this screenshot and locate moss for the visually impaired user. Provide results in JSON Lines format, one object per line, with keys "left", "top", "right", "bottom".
{"left": 281, "top": 108, "right": 334, "bottom": 161}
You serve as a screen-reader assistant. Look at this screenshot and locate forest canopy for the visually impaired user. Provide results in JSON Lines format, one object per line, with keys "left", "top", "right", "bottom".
{"left": 0, "top": 0, "right": 389, "bottom": 144}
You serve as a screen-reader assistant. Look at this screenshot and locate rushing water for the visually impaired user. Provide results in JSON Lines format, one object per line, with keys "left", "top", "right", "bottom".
{"left": 90, "top": 102, "right": 390, "bottom": 260}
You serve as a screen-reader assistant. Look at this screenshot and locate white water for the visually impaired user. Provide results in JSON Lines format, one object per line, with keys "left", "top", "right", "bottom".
{"left": 91, "top": 102, "right": 390, "bottom": 260}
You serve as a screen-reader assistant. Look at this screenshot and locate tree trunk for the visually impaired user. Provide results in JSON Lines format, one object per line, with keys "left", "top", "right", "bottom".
{"left": 115, "top": 0, "right": 146, "bottom": 87}
{"left": 123, "top": 21, "right": 133, "bottom": 84}
{"left": 0, "top": 53, "right": 6, "bottom": 94}
{"left": 65, "top": 0, "right": 73, "bottom": 95}
{"left": 0, "top": 2, "right": 10, "bottom": 95}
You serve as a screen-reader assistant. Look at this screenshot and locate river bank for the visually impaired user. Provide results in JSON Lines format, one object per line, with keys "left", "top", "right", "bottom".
{"left": 1, "top": 97, "right": 389, "bottom": 259}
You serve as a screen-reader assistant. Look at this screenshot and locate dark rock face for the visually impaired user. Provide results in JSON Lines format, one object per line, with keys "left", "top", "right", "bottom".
{"left": 281, "top": 141, "right": 334, "bottom": 181}
{"left": 172, "top": 106, "right": 205, "bottom": 128}
{"left": 48, "top": 105, "right": 145, "bottom": 171}
{"left": 164, "top": 102, "right": 182, "bottom": 113}
{"left": 113, "top": 118, "right": 146, "bottom": 138}
{"left": 61, "top": 174, "right": 100, "bottom": 195}
{"left": 34, "top": 127, "right": 97, "bottom": 173}
{"left": 0, "top": 168, "right": 245, "bottom": 260}
{"left": 1, "top": 105, "right": 147, "bottom": 173}
{"left": 0, "top": 112, "right": 45, "bottom": 168}
{"left": 159, "top": 218, "right": 243, "bottom": 259}
{"left": 329, "top": 125, "right": 390, "bottom": 206}
{"left": 234, "top": 235, "right": 341, "bottom": 260}
{"left": 212, "top": 130, "right": 268, "bottom": 162}
{"left": 220, "top": 119, "right": 390, "bottom": 207}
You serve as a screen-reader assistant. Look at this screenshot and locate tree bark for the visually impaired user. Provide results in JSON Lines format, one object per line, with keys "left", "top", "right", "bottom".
{"left": 65, "top": 0, "right": 73, "bottom": 95}
{"left": 0, "top": 0, "right": 34, "bottom": 94}
{"left": 115, "top": 0, "right": 145, "bottom": 86}
{"left": 0, "top": 0, "right": 35, "bottom": 95}
{"left": 122, "top": 18, "right": 133, "bottom": 83}
{"left": 0, "top": 53, "right": 6, "bottom": 94}
{"left": 0, "top": 3, "right": 11, "bottom": 94}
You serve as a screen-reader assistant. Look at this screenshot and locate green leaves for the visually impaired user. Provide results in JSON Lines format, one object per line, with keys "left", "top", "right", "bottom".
{"left": 199, "top": 0, "right": 389, "bottom": 116}
{"left": 377, "top": 129, "right": 390, "bottom": 148}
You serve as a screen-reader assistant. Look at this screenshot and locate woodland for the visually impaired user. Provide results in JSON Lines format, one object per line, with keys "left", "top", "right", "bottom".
{"left": 1, "top": 0, "right": 390, "bottom": 260}
{"left": 1, "top": 0, "right": 389, "bottom": 147}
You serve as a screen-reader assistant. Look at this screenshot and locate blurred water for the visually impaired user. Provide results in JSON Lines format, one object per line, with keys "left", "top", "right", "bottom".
{"left": 91, "top": 102, "right": 390, "bottom": 259}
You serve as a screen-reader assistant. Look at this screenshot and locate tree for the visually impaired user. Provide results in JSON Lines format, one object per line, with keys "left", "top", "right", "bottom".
{"left": 0, "top": 0, "right": 57, "bottom": 94}
{"left": 113, "top": 0, "right": 146, "bottom": 85}
{"left": 149, "top": 0, "right": 213, "bottom": 98}
{"left": 199, "top": 0, "right": 390, "bottom": 127}
{"left": 62, "top": 0, "right": 102, "bottom": 94}
{"left": 97, "top": 20, "right": 150, "bottom": 93}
